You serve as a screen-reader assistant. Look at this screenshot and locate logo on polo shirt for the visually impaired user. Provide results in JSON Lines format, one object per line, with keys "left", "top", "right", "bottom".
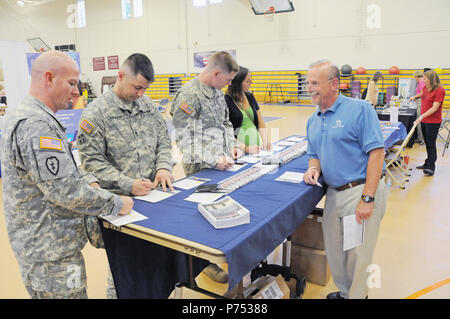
{"left": 332, "top": 119, "right": 344, "bottom": 129}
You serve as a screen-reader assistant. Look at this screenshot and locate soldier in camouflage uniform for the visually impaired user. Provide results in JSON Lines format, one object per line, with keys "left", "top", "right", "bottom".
{"left": 75, "top": 54, "right": 174, "bottom": 298}
{"left": 170, "top": 51, "right": 242, "bottom": 283}
{"left": 76, "top": 53, "right": 174, "bottom": 196}
{"left": 0, "top": 51, "right": 134, "bottom": 299}
{"left": 171, "top": 51, "right": 243, "bottom": 176}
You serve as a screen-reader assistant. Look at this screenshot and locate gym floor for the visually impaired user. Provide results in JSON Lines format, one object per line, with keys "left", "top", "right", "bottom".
{"left": 1, "top": 103, "right": 449, "bottom": 299}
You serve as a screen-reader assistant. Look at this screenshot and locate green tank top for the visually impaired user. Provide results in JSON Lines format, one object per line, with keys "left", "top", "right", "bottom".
{"left": 237, "top": 106, "right": 261, "bottom": 146}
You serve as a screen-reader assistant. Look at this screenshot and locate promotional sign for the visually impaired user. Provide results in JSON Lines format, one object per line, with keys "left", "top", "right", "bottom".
{"left": 92, "top": 56, "right": 106, "bottom": 71}
{"left": 108, "top": 55, "right": 119, "bottom": 70}
{"left": 26, "top": 52, "right": 81, "bottom": 74}
{"left": 55, "top": 109, "right": 83, "bottom": 147}
{"left": 398, "top": 78, "right": 416, "bottom": 99}
{"left": 193, "top": 50, "right": 237, "bottom": 69}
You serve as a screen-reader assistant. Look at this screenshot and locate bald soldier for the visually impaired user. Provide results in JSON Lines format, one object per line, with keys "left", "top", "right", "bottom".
{"left": 77, "top": 53, "right": 174, "bottom": 196}
{"left": 0, "top": 51, "right": 134, "bottom": 299}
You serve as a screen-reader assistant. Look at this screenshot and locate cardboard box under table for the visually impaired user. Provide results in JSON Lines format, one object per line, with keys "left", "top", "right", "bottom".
{"left": 243, "top": 274, "right": 290, "bottom": 299}
{"left": 290, "top": 244, "right": 330, "bottom": 286}
{"left": 290, "top": 208, "right": 325, "bottom": 250}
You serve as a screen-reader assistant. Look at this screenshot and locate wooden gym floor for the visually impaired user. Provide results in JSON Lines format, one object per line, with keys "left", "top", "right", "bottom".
{"left": 0, "top": 103, "right": 449, "bottom": 299}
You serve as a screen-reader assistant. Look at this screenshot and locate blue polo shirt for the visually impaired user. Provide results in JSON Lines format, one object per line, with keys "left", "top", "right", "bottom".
{"left": 306, "top": 95, "right": 385, "bottom": 188}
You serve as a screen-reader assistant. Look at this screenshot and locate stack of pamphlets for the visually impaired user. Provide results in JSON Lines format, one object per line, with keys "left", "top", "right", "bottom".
{"left": 198, "top": 196, "right": 250, "bottom": 229}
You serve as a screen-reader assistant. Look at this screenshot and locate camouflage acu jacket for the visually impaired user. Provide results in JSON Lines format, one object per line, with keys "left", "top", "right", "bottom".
{"left": 76, "top": 88, "right": 173, "bottom": 195}
{"left": 171, "top": 77, "right": 238, "bottom": 175}
{"left": 0, "top": 95, "right": 122, "bottom": 263}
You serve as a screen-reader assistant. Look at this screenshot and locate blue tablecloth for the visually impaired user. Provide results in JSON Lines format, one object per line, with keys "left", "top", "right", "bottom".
{"left": 102, "top": 141, "right": 325, "bottom": 298}
{"left": 380, "top": 121, "right": 408, "bottom": 149}
{"left": 377, "top": 109, "right": 416, "bottom": 147}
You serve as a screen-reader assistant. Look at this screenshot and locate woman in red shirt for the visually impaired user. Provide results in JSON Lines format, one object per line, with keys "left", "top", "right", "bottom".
{"left": 412, "top": 70, "right": 445, "bottom": 176}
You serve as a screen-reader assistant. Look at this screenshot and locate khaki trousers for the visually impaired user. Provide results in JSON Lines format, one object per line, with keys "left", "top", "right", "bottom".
{"left": 322, "top": 180, "right": 387, "bottom": 298}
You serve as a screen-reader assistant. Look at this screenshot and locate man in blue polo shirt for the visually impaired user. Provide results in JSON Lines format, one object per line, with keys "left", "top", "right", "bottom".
{"left": 303, "top": 60, "right": 387, "bottom": 299}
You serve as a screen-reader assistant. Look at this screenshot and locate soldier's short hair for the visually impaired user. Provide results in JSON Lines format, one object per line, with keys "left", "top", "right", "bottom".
{"left": 123, "top": 53, "right": 155, "bottom": 82}
{"left": 208, "top": 51, "right": 239, "bottom": 74}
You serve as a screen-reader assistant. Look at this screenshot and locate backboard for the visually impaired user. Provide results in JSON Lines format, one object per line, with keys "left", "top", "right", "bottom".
{"left": 27, "top": 37, "right": 51, "bottom": 52}
{"left": 250, "top": 0, "right": 295, "bottom": 15}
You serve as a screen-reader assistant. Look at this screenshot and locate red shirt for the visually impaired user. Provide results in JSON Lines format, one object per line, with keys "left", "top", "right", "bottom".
{"left": 421, "top": 86, "right": 445, "bottom": 123}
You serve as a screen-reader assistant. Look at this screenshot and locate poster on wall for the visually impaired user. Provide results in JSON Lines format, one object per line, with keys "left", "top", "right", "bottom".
{"left": 108, "top": 55, "right": 119, "bottom": 70}
{"left": 193, "top": 50, "right": 237, "bottom": 70}
{"left": 26, "top": 52, "right": 81, "bottom": 74}
{"left": 398, "top": 78, "right": 416, "bottom": 99}
{"left": 55, "top": 109, "right": 82, "bottom": 147}
{"left": 93, "top": 57, "right": 106, "bottom": 71}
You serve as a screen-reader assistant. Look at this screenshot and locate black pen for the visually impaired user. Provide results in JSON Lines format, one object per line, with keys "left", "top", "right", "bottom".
{"left": 191, "top": 176, "right": 210, "bottom": 182}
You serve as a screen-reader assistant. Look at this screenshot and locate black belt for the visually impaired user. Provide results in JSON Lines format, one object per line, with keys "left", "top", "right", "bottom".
{"left": 335, "top": 173, "right": 385, "bottom": 192}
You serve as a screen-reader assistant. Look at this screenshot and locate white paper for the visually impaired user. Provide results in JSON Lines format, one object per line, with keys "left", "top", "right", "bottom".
{"left": 255, "top": 149, "right": 274, "bottom": 157}
{"left": 343, "top": 215, "right": 365, "bottom": 251}
{"left": 134, "top": 188, "right": 180, "bottom": 203}
{"left": 184, "top": 192, "right": 225, "bottom": 204}
{"left": 239, "top": 155, "right": 261, "bottom": 164}
{"left": 285, "top": 136, "right": 305, "bottom": 142}
{"left": 275, "top": 171, "right": 304, "bottom": 184}
{"left": 172, "top": 177, "right": 209, "bottom": 190}
{"left": 276, "top": 141, "right": 296, "bottom": 147}
{"left": 101, "top": 210, "right": 147, "bottom": 227}
{"left": 226, "top": 164, "right": 246, "bottom": 171}
{"left": 72, "top": 149, "right": 81, "bottom": 167}
{"left": 271, "top": 145, "right": 285, "bottom": 152}
{"left": 389, "top": 106, "right": 399, "bottom": 123}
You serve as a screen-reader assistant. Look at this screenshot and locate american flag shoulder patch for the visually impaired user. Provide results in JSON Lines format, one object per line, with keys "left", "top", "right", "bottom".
{"left": 80, "top": 119, "right": 94, "bottom": 134}
{"left": 40, "top": 137, "right": 63, "bottom": 151}
{"left": 179, "top": 102, "right": 194, "bottom": 116}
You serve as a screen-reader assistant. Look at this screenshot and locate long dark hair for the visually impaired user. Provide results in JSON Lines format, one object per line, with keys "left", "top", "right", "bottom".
{"left": 226, "top": 66, "right": 249, "bottom": 102}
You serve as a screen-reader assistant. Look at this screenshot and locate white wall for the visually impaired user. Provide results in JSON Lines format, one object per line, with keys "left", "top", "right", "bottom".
{"left": 0, "top": 0, "right": 449, "bottom": 95}
{"left": 0, "top": 40, "right": 30, "bottom": 113}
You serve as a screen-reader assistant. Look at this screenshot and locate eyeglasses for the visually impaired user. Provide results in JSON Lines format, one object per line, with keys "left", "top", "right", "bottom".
{"left": 306, "top": 77, "right": 337, "bottom": 88}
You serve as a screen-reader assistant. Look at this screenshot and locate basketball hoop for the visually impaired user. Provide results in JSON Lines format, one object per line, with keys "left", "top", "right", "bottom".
{"left": 263, "top": 6, "right": 276, "bottom": 21}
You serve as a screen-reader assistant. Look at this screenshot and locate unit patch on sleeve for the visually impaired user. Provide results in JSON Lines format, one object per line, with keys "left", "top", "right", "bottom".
{"left": 80, "top": 119, "right": 94, "bottom": 134}
{"left": 39, "top": 137, "right": 63, "bottom": 151}
{"left": 45, "top": 156, "right": 59, "bottom": 176}
{"left": 179, "top": 102, "right": 194, "bottom": 116}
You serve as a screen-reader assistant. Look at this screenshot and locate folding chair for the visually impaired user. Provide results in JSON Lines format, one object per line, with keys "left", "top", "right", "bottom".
{"left": 384, "top": 121, "right": 418, "bottom": 189}
{"left": 437, "top": 109, "right": 450, "bottom": 156}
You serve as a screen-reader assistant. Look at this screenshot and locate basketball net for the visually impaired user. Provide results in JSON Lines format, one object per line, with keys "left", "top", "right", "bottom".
{"left": 263, "top": 6, "right": 276, "bottom": 22}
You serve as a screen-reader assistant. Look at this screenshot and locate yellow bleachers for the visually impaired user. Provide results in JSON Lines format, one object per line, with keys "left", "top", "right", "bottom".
{"left": 145, "top": 68, "right": 450, "bottom": 108}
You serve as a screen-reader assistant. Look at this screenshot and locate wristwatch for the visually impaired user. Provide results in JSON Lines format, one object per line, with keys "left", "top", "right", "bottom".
{"left": 361, "top": 194, "right": 375, "bottom": 203}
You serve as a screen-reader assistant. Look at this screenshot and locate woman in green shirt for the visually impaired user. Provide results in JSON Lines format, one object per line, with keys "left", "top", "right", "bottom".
{"left": 225, "top": 66, "right": 271, "bottom": 153}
